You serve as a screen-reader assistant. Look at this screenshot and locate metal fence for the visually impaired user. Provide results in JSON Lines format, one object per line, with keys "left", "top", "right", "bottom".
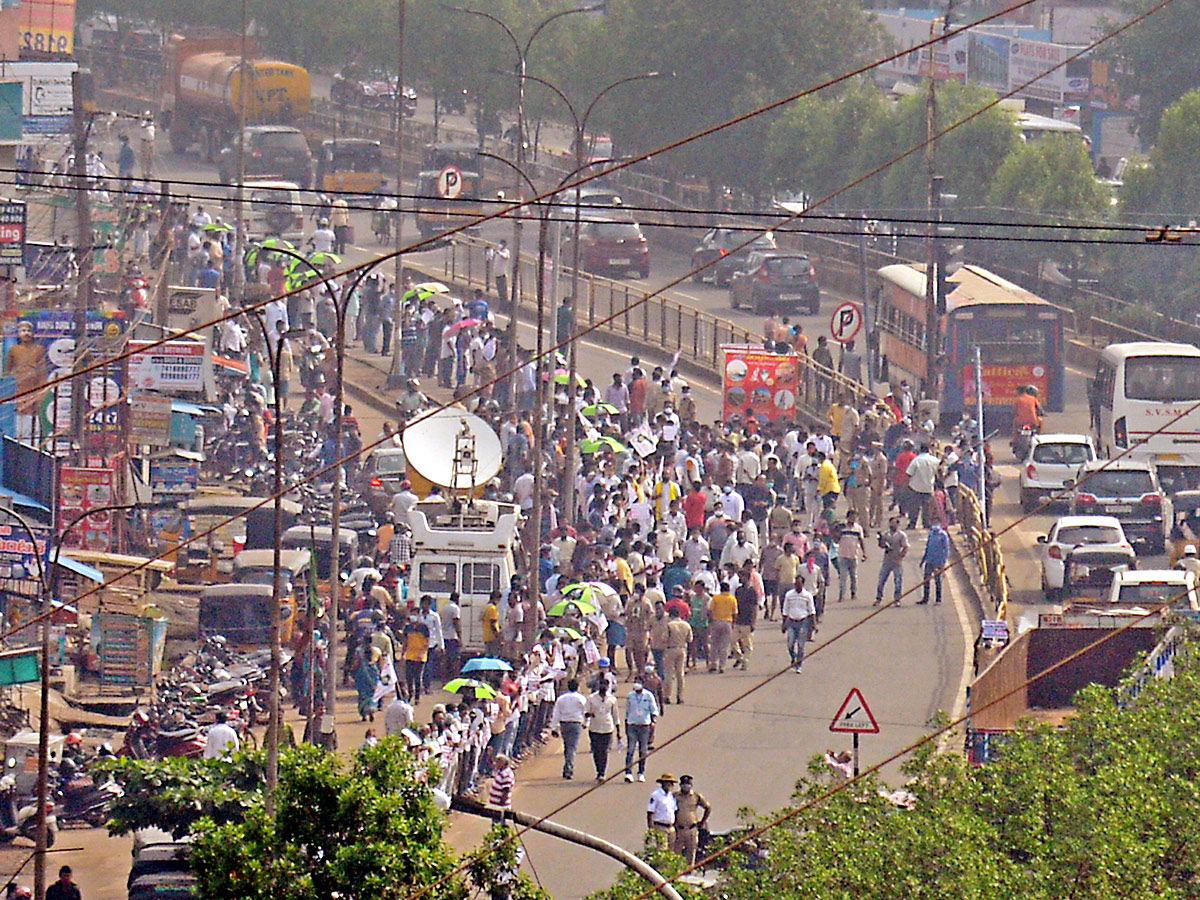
{"left": 956, "top": 484, "right": 1008, "bottom": 621}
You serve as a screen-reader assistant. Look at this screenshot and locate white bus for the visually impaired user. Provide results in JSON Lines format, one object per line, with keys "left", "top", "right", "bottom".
{"left": 1092, "top": 342, "right": 1200, "bottom": 487}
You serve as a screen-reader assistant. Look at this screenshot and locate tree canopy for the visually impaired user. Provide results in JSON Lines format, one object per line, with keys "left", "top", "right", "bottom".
{"left": 101, "top": 740, "right": 546, "bottom": 900}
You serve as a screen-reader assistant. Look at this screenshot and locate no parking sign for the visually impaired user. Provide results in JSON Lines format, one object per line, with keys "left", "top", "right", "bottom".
{"left": 830, "top": 300, "right": 864, "bottom": 344}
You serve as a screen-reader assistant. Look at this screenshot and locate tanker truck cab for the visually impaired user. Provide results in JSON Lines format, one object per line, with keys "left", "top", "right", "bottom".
{"left": 406, "top": 499, "right": 520, "bottom": 652}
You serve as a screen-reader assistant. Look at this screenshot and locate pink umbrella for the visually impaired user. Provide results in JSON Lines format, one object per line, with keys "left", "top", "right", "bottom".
{"left": 445, "top": 317, "right": 483, "bottom": 336}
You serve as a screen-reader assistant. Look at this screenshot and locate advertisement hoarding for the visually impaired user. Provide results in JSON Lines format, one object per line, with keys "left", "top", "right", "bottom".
{"left": 19, "top": 0, "right": 76, "bottom": 55}
{"left": 149, "top": 458, "right": 199, "bottom": 497}
{"left": 722, "top": 345, "right": 801, "bottom": 425}
{"left": 128, "top": 340, "right": 204, "bottom": 392}
{"left": 1008, "top": 38, "right": 1070, "bottom": 104}
{"left": 128, "top": 393, "right": 173, "bottom": 446}
{"left": 0, "top": 201, "right": 26, "bottom": 265}
{"left": 58, "top": 466, "right": 115, "bottom": 553}
{"left": 0, "top": 521, "right": 50, "bottom": 581}
{"left": 961, "top": 363, "right": 1049, "bottom": 407}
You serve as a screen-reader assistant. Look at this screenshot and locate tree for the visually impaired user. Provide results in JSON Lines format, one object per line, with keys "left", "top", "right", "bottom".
{"left": 1108, "top": 0, "right": 1200, "bottom": 146}
{"left": 102, "top": 741, "right": 547, "bottom": 900}
{"left": 988, "top": 134, "right": 1111, "bottom": 219}
{"left": 764, "top": 77, "right": 890, "bottom": 209}
{"left": 569, "top": 0, "right": 882, "bottom": 199}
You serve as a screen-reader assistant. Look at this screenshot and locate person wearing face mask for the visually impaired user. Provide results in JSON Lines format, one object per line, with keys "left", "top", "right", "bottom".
{"left": 584, "top": 679, "right": 620, "bottom": 782}
{"left": 623, "top": 676, "right": 660, "bottom": 782}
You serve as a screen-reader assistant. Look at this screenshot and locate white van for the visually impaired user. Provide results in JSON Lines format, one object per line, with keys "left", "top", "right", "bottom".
{"left": 1106, "top": 569, "right": 1200, "bottom": 617}
{"left": 1092, "top": 342, "right": 1200, "bottom": 489}
{"left": 406, "top": 499, "right": 520, "bottom": 652}
{"left": 241, "top": 180, "right": 305, "bottom": 242}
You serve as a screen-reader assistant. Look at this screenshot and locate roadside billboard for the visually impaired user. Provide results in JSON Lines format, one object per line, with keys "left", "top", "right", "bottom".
{"left": 0, "top": 60, "right": 76, "bottom": 136}
{"left": 58, "top": 465, "right": 115, "bottom": 552}
{"left": 128, "top": 341, "right": 205, "bottom": 392}
{"left": 18, "top": 0, "right": 75, "bottom": 56}
{"left": 722, "top": 345, "right": 801, "bottom": 425}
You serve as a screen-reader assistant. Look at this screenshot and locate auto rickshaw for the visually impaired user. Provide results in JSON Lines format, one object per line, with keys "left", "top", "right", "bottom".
{"left": 1168, "top": 490, "right": 1200, "bottom": 565}
{"left": 316, "top": 139, "right": 386, "bottom": 194}
{"left": 281, "top": 525, "right": 358, "bottom": 600}
{"left": 1060, "top": 544, "right": 1137, "bottom": 605}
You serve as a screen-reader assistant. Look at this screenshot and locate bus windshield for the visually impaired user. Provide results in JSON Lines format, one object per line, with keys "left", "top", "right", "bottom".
{"left": 958, "top": 318, "right": 1051, "bottom": 365}
{"left": 1123, "top": 356, "right": 1200, "bottom": 402}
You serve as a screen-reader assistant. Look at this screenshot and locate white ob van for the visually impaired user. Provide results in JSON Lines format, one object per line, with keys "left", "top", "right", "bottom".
{"left": 405, "top": 499, "right": 520, "bottom": 652}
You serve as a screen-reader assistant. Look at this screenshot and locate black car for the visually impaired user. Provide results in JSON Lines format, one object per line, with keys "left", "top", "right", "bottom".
{"left": 691, "top": 227, "right": 777, "bottom": 286}
{"left": 218, "top": 126, "right": 314, "bottom": 188}
{"left": 1068, "top": 459, "right": 1167, "bottom": 552}
{"left": 728, "top": 250, "right": 820, "bottom": 314}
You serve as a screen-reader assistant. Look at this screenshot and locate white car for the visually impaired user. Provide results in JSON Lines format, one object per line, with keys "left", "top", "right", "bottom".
{"left": 1038, "top": 515, "right": 1133, "bottom": 595}
{"left": 1106, "top": 569, "right": 1200, "bottom": 615}
{"left": 1019, "top": 433, "right": 1096, "bottom": 511}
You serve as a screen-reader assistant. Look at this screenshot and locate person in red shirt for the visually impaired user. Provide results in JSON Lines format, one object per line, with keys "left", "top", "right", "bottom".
{"left": 892, "top": 439, "right": 917, "bottom": 525}
{"left": 628, "top": 368, "right": 648, "bottom": 424}
{"left": 682, "top": 482, "right": 707, "bottom": 531}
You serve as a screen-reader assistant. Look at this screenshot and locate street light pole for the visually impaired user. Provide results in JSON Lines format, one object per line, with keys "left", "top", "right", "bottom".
{"left": 248, "top": 313, "right": 301, "bottom": 810}
{"left": 387, "top": 0, "right": 408, "bottom": 388}
{"left": 448, "top": 4, "right": 594, "bottom": 411}
{"left": 519, "top": 70, "right": 667, "bottom": 526}
{"left": 255, "top": 246, "right": 387, "bottom": 751}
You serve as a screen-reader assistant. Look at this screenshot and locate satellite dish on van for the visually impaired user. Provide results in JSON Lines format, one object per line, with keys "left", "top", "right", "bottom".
{"left": 402, "top": 407, "right": 502, "bottom": 490}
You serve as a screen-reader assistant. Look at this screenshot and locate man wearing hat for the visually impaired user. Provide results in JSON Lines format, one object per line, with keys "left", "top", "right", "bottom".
{"left": 1177, "top": 545, "right": 1200, "bottom": 577}
{"left": 646, "top": 773, "right": 678, "bottom": 840}
{"left": 673, "top": 775, "right": 712, "bottom": 864}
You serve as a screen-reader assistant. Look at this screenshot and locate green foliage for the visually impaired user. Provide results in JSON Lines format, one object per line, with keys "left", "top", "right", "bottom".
{"left": 1109, "top": 0, "right": 1200, "bottom": 146}
{"left": 102, "top": 739, "right": 493, "bottom": 900}
{"left": 97, "top": 751, "right": 267, "bottom": 839}
{"left": 988, "top": 135, "right": 1111, "bottom": 219}
{"left": 585, "top": 829, "right": 704, "bottom": 900}
{"left": 465, "top": 824, "right": 551, "bottom": 900}
{"left": 701, "top": 633, "right": 1200, "bottom": 900}
{"left": 1120, "top": 89, "right": 1200, "bottom": 217}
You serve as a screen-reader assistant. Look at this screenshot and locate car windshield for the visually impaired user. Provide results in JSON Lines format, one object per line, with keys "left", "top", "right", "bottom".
{"left": 1033, "top": 442, "right": 1092, "bottom": 464}
{"left": 592, "top": 222, "right": 641, "bottom": 239}
{"left": 1118, "top": 582, "right": 1190, "bottom": 606}
{"left": 250, "top": 189, "right": 293, "bottom": 211}
{"left": 767, "top": 256, "right": 810, "bottom": 276}
{"left": 1085, "top": 471, "right": 1154, "bottom": 495}
{"left": 375, "top": 453, "right": 406, "bottom": 475}
{"left": 1055, "top": 525, "right": 1124, "bottom": 545}
{"left": 1123, "top": 355, "right": 1200, "bottom": 402}
{"left": 254, "top": 132, "right": 307, "bottom": 150}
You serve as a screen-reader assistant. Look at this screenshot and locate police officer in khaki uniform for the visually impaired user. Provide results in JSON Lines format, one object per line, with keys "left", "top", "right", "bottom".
{"left": 672, "top": 774, "right": 712, "bottom": 864}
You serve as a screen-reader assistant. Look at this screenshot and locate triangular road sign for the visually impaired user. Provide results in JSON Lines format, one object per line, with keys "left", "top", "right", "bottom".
{"left": 829, "top": 687, "right": 880, "bottom": 734}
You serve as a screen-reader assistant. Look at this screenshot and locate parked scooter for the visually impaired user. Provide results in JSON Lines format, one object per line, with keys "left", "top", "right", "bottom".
{"left": 0, "top": 766, "right": 56, "bottom": 846}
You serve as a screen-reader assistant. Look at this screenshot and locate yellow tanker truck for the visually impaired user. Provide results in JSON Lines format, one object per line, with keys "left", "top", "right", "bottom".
{"left": 160, "top": 30, "right": 311, "bottom": 160}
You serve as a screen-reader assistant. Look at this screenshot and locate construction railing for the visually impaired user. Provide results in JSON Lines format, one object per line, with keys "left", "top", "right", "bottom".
{"left": 956, "top": 484, "right": 1008, "bottom": 621}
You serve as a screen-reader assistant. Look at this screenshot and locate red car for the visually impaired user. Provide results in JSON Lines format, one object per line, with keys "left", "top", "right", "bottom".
{"left": 569, "top": 218, "right": 650, "bottom": 278}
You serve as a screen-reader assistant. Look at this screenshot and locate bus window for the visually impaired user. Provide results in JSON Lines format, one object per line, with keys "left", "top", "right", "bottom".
{"left": 1122, "top": 356, "right": 1200, "bottom": 402}
{"left": 419, "top": 562, "right": 457, "bottom": 592}
{"left": 958, "top": 320, "right": 1049, "bottom": 365}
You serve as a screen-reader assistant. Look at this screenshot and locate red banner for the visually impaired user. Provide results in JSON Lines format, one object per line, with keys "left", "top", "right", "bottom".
{"left": 58, "top": 466, "right": 115, "bottom": 553}
{"left": 962, "top": 363, "right": 1049, "bottom": 406}
{"left": 722, "top": 345, "right": 801, "bottom": 424}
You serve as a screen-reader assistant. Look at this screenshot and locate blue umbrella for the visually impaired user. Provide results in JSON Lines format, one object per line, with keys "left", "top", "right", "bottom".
{"left": 460, "top": 657, "right": 513, "bottom": 674}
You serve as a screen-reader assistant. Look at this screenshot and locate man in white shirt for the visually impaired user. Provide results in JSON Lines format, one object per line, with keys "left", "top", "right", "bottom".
{"left": 419, "top": 595, "right": 444, "bottom": 693}
{"left": 646, "top": 773, "right": 679, "bottom": 838}
{"left": 391, "top": 480, "right": 420, "bottom": 527}
{"left": 781, "top": 578, "right": 817, "bottom": 673}
{"left": 514, "top": 471, "right": 535, "bottom": 510}
{"left": 312, "top": 219, "right": 336, "bottom": 253}
{"left": 203, "top": 711, "right": 240, "bottom": 758}
{"left": 191, "top": 205, "right": 212, "bottom": 228}
{"left": 905, "top": 445, "right": 941, "bottom": 528}
{"left": 549, "top": 678, "right": 587, "bottom": 779}
{"left": 440, "top": 594, "right": 462, "bottom": 676}
{"left": 720, "top": 485, "right": 745, "bottom": 523}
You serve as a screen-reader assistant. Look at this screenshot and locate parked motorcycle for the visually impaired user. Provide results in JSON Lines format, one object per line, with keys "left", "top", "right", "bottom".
{"left": 0, "top": 768, "right": 56, "bottom": 846}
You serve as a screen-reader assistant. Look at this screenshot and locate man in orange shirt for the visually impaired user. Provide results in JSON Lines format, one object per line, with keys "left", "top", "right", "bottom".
{"left": 706, "top": 584, "right": 737, "bottom": 674}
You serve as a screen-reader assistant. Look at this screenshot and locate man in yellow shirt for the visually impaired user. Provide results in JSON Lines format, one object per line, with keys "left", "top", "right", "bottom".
{"left": 706, "top": 584, "right": 737, "bottom": 674}
{"left": 482, "top": 592, "right": 501, "bottom": 658}
{"left": 817, "top": 451, "right": 841, "bottom": 513}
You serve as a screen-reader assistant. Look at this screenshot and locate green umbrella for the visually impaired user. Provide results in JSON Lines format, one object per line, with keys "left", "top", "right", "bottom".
{"left": 580, "top": 436, "right": 626, "bottom": 454}
{"left": 546, "top": 626, "right": 584, "bottom": 641}
{"left": 203, "top": 221, "right": 234, "bottom": 233}
{"left": 245, "top": 237, "right": 298, "bottom": 269}
{"left": 308, "top": 250, "right": 343, "bottom": 269}
{"left": 442, "top": 678, "right": 498, "bottom": 698}
{"left": 546, "top": 368, "right": 586, "bottom": 387}
{"left": 581, "top": 403, "right": 619, "bottom": 417}
{"left": 547, "top": 597, "right": 599, "bottom": 616}
{"left": 402, "top": 281, "right": 450, "bottom": 304}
